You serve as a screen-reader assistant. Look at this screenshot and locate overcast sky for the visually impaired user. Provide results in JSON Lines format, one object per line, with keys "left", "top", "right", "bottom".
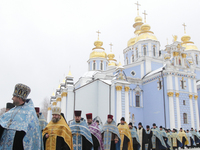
{"left": 0, "top": 0, "right": 199, "bottom": 109}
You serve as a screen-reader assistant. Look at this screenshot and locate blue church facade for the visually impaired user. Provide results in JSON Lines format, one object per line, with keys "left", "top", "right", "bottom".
{"left": 47, "top": 4, "right": 200, "bottom": 130}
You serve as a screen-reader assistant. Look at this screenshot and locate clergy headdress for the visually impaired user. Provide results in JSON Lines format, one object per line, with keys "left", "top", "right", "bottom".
{"left": 138, "top": 122, "right": 142, "bottom": 125}
{"left": 6, "top": 102, "right": 15, "bottom": 109}
{"left": 160, "top": 126, "right": 163, "bottom": 128}
{"left": 129, "top": 122, "right": 133, "bottom": 126}
{"left": 86, "top": 113, "right": 92, "bottom": 119}
{"left": 74, "top": 110, "right": 82, "bottom": 116}
{"left": 13, "top": 83, "right": 31, "bottom": 100}
{"left": 146, "top": 125, "right": 150, "bottom": 128}
{"left": 108, "top": 114, "right": 113, "bottom": 120}
{"left": 52, "top": 107, "right": 61, "bottom": 115}
{"left": 153, "top": 123, "right": 156, "bottom": 126}
{"left": 121, "top": 117, "right": 125, "bottom": 121}
{"left": 35, "top": 107, "right": 40, "bottom": 113}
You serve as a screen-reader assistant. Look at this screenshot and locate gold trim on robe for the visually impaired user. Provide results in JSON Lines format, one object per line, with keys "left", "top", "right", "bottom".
{"left": 178, "top": 131, "right": 189, "bottom": 145}
{"left": 118, "top": 122, "right": 133, "bottom": 150}
{"left": 42, "top": 116, "right": 74, "bottom": 150}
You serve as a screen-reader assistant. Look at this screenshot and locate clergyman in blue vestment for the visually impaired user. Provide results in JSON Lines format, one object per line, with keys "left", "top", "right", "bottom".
{"left": 0, "top": 83, "right": 41, "bottom": 150}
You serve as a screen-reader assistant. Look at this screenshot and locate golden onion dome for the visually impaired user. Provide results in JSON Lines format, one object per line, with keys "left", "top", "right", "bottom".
{"left": 181, "top": 34, "right": 191, "bottom": 42}
{"left": 141, "top": 24, "right": 151, "bottom": 31}
{"left": 90, "top": 51, "right": 107, "bottom": 59}
{"left": 181, "top": 34, "right": 198, "bottom": 51}
{"left": 127, "top": 37, "right": 136, "bottom": 47}
{"left": 92, "top": 40, "right": 104, "bottom": 50}
{"left": 108, "top": 53, "right": 115, "bottom": 60}
{"left": 90, "top": 38, "right": 107, "bottom": 58}
{"left": 135, "top": 23, "right": 157, "bottom": 43}
{"left": 108, "top": 52, "right": 117, "bottom": 66}
{"left": 52, "top": 102, "right": 57, "bottom": 106}
{"left": 135, "top": 16, "right": 142, "bottom": 23}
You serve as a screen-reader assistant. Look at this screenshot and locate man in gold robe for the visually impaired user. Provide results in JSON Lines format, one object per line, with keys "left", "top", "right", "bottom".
{"left": 118, "top": 117, "right": 133, "bottom": 150}
{"left": 42, "top": 107, "right": 73, "bottom": 150}
{"left": 171, "top": 129, "right": 182, "bottom": 150}
{"left": 178, "top": 128, "right": 188, "bottom": 149}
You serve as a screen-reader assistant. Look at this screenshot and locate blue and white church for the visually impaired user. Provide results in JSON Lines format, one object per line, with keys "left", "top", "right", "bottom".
{"left": 47, "top": 4, "right": 200, "bottom": 130}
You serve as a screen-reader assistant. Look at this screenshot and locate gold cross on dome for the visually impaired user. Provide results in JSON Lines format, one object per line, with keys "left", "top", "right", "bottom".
{"left": 182, "top": 23, "right": 186, "bottom": 34}
{"left": 109, "top": 43, "right": 113, "bottom": 52}
{"left": 142, "top": 10, "right": 148, "bottom": 23}
{"left": 96, "top": 30, "right": 101, "bottom": 40}
{"left": 135, "top": 1, "right": 141, "bottom": 15}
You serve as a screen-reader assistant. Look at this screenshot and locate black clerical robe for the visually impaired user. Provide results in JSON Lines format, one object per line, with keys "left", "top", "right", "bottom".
{"left": 137, "top": 128, "right": 148, "bottom": 150}
{"left": 146, "top": 130, "right": 153, "bottom": 150}
{"left": 91, "top": 134, "right": 100, "bottom": 150}
{"left": 43, "top": 134, "right": 70, "bottom": 150}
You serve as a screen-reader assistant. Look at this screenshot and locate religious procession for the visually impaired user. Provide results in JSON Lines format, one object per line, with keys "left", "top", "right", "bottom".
{"left": 1, "top": 84, "right": 200, "bottom": 150}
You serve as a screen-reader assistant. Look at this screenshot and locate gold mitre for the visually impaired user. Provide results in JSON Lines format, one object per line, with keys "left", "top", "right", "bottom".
{"left": 52, "top": 107, "right": 61, "bottom": 115}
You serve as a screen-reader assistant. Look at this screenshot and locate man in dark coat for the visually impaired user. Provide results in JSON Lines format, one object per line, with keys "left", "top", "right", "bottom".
{"left": 146, "top": 125, "right": 153, "bottom": 150}
{"left": 137, "top": 122, "right": 148, "bottom": 150}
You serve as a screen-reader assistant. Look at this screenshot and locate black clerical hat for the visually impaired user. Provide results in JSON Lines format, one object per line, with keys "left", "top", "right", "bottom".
{"left": 121, "top": 117, "right": 125, "bottom": 121}
{"left": 146, "top": 125, "right": 150, "bottom": 128}
{"left": 129, "top": 122, "right": 133, "bottom": 126}
{"left": 153, "top": 123, "right": 156, "bottom": 126}
{"left": 160, "top": 126, "right": 163, "bottom": 128}
{"left": 138, "top": 122, "right": 142, "bottom": 125}
{"left": 6, "top": 103, "right": 15, "bottom": 109}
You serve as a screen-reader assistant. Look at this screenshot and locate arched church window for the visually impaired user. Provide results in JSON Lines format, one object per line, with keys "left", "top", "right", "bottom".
{"left": 93, "top": 61, "right": 96, "bottom": 70}
{"left": 132, "top": 55, "right": 134, "bottom": 63}
{"left": 136, "top": 95, "right": 140, "bottom": 107}
{"left": 100, "top": 61, "right": 103, "bottom": 70}
{"left": 135, "top": 91, "right": 140, "bottom": 107}
{"left": 196, "top": 55, "right": 198, "bottom": 65}
{"left": 143, "top": 45, "right": 146, "bottom": 56}
{"left": 183, "top": 113, "right": 188, "bottom": 124}
{"left": 153, "top": 46, "right": 156, "bottom": 57}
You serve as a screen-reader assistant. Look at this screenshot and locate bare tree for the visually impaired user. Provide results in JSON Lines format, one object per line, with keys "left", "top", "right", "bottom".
{"left": 41, "top": 97, "right": 50, "bottom": 120}
{"left": 0, "top": 108, "right": 6, "bottom": 116}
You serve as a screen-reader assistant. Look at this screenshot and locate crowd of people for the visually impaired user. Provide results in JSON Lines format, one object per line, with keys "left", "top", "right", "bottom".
{"left": 0, "top": 83, "right": 200, "bottom": 150}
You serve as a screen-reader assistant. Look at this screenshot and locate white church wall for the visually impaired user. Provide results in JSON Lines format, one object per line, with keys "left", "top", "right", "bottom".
{"left": 98, "top": 81, "right": 110, "bottom": 124}
{"left": 75, "top": 81, "right": 98, "bottom": 119}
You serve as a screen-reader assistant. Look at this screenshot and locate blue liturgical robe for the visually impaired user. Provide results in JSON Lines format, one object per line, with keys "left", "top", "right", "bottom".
{"left": 102, "top": 120, "right": 121, "bottom": 150}
{"left": 0, "top": 99, "right": 41, "bottom": 150}
{"left": 70, "top": 118, "right": 93, "bottom": 150}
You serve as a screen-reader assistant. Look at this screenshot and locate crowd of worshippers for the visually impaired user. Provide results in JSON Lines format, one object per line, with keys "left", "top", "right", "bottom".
{"left": 1, "top": 84, "right": 200, "bottom": 150}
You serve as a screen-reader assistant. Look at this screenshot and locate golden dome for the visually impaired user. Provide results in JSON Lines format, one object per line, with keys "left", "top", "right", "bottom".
{"left": 92, "top": 40, "right": 104, "bottom": 50}
{"left": 127, "top": 37, "right": 136, "bottom": 47}
{"left": 90, "top": 51, "right": 107, "bottom": 59}
{"left": 141, "top": 24, "right": 151, "bottom": 31}
{"left": 108, "top": 53, "right": 117, "bottom": 66}
{"left": 108, "top": 53, "right": 115, "bottom": 60}
{"left": 135, "top": 23, "right": 157, "bottom": 42}
{"left": 181, "top": 34, "right": 191, "bottom": 42}
{"left": 181, "top": 34, "right": 198, "bottom": 51}
{"left": 135, "top": 16, "right": 142, "bottom": 23}
{"left": 52, "top": 102, "right": 57, "bottom": 106}
{"left": 182, "top": 44, "right": 198, "bottom": 51}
